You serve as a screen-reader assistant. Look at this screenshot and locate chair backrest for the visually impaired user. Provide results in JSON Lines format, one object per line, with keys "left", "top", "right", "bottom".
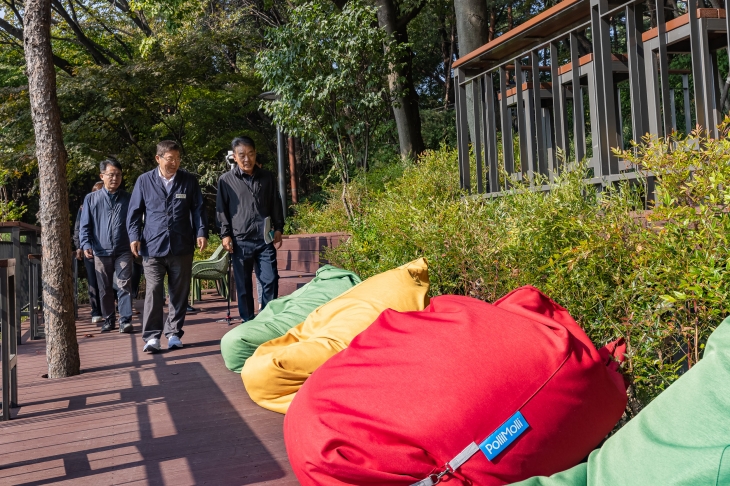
{"left": 207, "top": 245, "right": 226, "bottom": 262}
{"left": 215, "top": 250, "right": 230, "bottom": 271}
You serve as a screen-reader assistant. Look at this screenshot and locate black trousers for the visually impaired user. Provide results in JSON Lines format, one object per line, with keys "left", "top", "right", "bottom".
{"left": 231, "top": 239, "right": 279, "bottom": 321}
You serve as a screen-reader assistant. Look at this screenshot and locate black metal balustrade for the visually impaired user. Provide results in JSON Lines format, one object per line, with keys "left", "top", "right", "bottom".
{"left": 453, "top": 0, "right": 730, "bottom": 198}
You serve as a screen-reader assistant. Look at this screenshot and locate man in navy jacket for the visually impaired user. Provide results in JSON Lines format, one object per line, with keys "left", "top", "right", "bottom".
{"left": 127, "top": 140, "right": 208, "bottom": 352}
{"left": 79, "top": 159, "right": 133, "bottom": 333}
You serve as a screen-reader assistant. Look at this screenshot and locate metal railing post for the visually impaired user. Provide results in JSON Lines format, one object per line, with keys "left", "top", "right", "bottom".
{"left": 28, "top": 254, "right": 44, "bottom": 340}
{"left": 515, "top": 59, "right": 530, "bottom": 181}
{"left": 1, "top": 259, "right": 18, "bottom": 420}
{"left": 499, "top": 66, "right": 515, "bottom": 184}
{"left": 455, "top": 68, "right": 471, "bottom": 192}
{"left": 532, "top": 50, "right": 547, "bottom": 178}
{"left": 626, "top": 2, "right": 649, "bottom": 142}
{"left": 569, "top": 32, "right": 586, "bottom": 163}
{"left": 550, "top": 41, "right": 567, "bottom": 173}
{"left": 590, "top": 0, "right": 619, "bottom": 179}
{"left": 472, "top": 78, "right": 484, "bottom": 194}
{"left": 484, "top": 72, "right": 500, "bottom": 193}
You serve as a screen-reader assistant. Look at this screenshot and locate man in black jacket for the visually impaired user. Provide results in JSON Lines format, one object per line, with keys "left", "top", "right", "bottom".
{"left": 79, "top": 159, "right": 133, "bottom": 333}
{"left": 216, "top": 136, "right": 284, "bottom": 321}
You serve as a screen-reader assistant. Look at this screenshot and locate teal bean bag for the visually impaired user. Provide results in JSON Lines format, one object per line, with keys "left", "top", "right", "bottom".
{"left": 512, "top": 317, "right": 730, "bottom": 486}
{"left": 220, "top": 265, "right": 361, "bottom": 373}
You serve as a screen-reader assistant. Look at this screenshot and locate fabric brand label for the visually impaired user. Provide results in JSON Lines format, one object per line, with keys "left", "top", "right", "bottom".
{"left": 175, "top": 193, "right": 186, "bottom": 199}
{"left": 478, "top": 411, "right": 529, "bottom": 461}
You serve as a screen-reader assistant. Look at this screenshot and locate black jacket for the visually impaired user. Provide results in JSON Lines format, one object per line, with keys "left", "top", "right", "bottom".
{"left": 216, "top": 165, "right": 284, "bottom": 241}
{"left": 79, "top": 188, "right": 131, "bottom": 256}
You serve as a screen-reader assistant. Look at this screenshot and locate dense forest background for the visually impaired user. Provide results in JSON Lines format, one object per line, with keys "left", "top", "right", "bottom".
{"left": 0, "top": 0, "right": 554, "bottom": 227}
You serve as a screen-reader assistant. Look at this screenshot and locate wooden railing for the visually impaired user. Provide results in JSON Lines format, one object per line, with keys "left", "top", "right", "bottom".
{"left": 453, "top": 0, "right": 730, "bottom": 199}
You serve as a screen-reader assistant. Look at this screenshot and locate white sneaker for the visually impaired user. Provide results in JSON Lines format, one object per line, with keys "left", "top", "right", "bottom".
{"left": 91, "top": 316, "right": 103, "bottom": 323}
{"left": 143, "top": 338, "right": 160, "bottom": 353}
{"left": 168, "top": 335, "right": 183, "bottom": 350}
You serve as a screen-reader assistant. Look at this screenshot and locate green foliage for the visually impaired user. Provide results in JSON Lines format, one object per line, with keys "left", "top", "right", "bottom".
{"left": 0, "top": 200, "right": 26, "bottom": 222}
{"left": 0, "top": 4, "right": 274, "bottom": 224}
{"left": 256, "top": 0, "right": 398, "bottom": 203}
{"left": 291, "top": 132, "right": 730, "bottom": 410}
{"left": 194, "top": 233, "right": 223, "bottom": 261}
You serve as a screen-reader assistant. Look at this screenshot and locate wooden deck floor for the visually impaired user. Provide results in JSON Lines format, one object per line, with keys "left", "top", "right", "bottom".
{"left": 0, "top": 294, "right": 300, "bottom": 485}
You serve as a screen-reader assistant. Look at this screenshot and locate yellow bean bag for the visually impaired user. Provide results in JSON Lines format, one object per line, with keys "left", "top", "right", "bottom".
{"left": 241, "top": 258, "right": 430, "bottom": 414}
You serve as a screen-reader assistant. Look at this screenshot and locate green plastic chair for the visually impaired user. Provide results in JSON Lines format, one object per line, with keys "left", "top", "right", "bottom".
{"left": 190, "top": 245, "right": 230, "bottom": 305}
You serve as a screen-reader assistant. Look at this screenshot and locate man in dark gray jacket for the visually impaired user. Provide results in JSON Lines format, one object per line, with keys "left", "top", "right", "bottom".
{"left": 216, "top": 136, "right": 284, "bottom": 321}
{"left": 79, "top": 159, "right": 133, "bottom": 333}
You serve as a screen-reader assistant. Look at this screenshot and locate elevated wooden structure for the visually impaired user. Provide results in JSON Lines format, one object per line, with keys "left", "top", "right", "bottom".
{"left": 453, "top": 0, "right": 730, "bottom": 197}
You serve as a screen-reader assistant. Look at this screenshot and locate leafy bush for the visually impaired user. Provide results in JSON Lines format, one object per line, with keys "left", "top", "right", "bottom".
{"left": 194, "top": 233, "right": 223, "bottom": 261}
{"left": 290, "top": 130, "right": 730, "bottom": 410}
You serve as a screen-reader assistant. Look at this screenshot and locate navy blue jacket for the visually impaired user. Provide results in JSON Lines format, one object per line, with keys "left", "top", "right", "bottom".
{"left": 127, "top": 168, "right": 208, "bottom": 257}
{"left": 79, "top": 188, "right": 131, "bottom": 256}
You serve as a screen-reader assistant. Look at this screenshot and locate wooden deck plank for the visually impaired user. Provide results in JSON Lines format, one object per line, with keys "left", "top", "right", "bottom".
{"left": 1, "top": 294, "right": 299, "bottom": 485}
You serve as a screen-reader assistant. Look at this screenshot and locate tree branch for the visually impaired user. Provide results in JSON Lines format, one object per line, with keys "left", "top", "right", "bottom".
{"left": 396, "top": 0, "right": 426, "bottom": 30}
{"left": 105, "top": 0, "right": 153, "bottom": 36}
{"left": 50, "top": 0, "right": 115, "bottom": 65}
{"left": 72, "top": 0, "right": 134, "bottom": 59}
{"left": 0, "top": 17, "right": 75, "bottom": 75}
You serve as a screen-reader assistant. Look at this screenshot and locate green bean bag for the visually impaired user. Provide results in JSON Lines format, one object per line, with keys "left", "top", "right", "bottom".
{"left": 220, "top": 265, "right": 361, "bottom": 373}
{"left": 512, "top": 317, "right": 730, "bottom": 486}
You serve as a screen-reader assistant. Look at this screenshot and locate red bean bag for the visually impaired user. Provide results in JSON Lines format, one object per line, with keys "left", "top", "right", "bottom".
{"left": 284, "top": 286, "right": 627, "bottom": 486}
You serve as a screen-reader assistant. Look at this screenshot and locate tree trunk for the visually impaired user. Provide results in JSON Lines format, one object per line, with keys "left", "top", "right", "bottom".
{"left": 454, "top": 0, "right": 490, "bottom": 56}
{"left": 23, "top": 0, "right": 80, "bottom": 378}
{"left": 454, "top": 0, "right": 490, "bottom": 150}
{"left": 376, "top": 0, "right": 425, "bottom": 159}
{"left": 442, "top": 11, "right": 456, "bottom": 108}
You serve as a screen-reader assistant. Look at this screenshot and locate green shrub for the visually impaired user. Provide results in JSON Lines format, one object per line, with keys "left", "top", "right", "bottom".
{"left": 289, "top": 129, "right": 730, "bottom": 411}
{"left": 194, "top": 233, "right": 222, "bottom": 261}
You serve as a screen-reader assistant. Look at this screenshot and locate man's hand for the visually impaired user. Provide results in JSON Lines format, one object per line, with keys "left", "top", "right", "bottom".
{"left": 84, "top": 248, "right": 94, "bottom": 259}
{"left": 274, "top": 231, "right": 283, "bottom": 249}
{"left": 222, "top": 236, "right": 233, "bottom": 253}
{"left": 75, "top": 249, "right": 83, "bottom": 260}
{"left": 130, "top": 241, "right": 140, "bottom": 258}
{"left": 197, "top": 237, "right": 208, "bottom": 252}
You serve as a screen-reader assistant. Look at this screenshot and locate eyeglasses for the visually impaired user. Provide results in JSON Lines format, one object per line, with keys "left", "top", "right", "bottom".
{"left": 159, "top": 156, "right": 181, "bottom": 163}
{"left": 101, "top": 172, "right": 122, "bottom": 179}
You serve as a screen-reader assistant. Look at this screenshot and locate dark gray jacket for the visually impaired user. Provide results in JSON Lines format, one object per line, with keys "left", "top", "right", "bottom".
{"left": 79, "top": 188, "right": 131, "bottom": 256}
{"left": 216, "top": 165, "right": 284, "bottom": 241}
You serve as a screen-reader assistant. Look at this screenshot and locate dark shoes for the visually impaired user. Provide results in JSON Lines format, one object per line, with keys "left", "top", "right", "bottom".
{"left": 101, "top": 321, "right": 133, "bottom": 333}
{"left": 100, "top": 321, "right": 116, "bottom": 333}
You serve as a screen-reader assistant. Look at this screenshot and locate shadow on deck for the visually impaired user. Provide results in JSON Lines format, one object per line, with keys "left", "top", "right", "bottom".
{"left": 0, "top": 295, "right": 299, "bottom": 485}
